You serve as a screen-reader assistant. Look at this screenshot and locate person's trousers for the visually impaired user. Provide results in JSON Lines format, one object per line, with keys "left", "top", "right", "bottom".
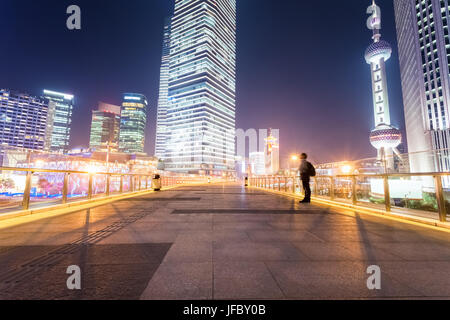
{"left": 302, "top": 178, "right": 311, "bottom": 201}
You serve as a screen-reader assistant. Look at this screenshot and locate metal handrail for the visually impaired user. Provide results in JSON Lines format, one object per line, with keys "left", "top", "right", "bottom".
{"left": 0, "top": 166, "right": 209, "bottom": 212}
{"left": 250, "top": 173, "right": 450, "bottom": 223}
{"left": 0, "top": 166, "right": 150, "bottom": 176}
{"left": 252, "top": 172, "right": 450, "bottom": 178}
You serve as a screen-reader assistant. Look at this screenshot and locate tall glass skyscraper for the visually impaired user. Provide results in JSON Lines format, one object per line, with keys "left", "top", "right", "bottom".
{"left": 394, "top": 0, "right": 450, "bottom": 173}
{"left": 155, "top": 17, "right": 172, "bottom": 160}
{"left": 43, "top": 90, "right": 74, "bottom": 153}
{"left": 89, "top": 102, "right": 121, "bottom": 152}
{"left": 119, "top": 93, "right": 148, "bottom": 154}
{"left": 164, "top": 0, "right": 236, "bottom": 174}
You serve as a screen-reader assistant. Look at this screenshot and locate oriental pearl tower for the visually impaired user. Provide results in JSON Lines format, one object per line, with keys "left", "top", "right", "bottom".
{"left": 365, "top": 0, "right": 402, "bottom": 171}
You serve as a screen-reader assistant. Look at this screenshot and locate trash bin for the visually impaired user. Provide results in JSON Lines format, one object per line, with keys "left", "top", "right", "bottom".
{"left": 152, "top": 174, "right": 162, "bottom": 191}
{"left": 244, "top": 177, "right": 249, "bottom": 187}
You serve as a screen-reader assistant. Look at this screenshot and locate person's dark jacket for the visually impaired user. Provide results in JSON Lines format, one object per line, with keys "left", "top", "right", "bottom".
{"left": 299, "top": 160, "right": 315, "bottom": 180}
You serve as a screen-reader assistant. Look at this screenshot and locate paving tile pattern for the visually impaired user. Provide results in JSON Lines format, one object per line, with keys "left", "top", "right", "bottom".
{"left": 1, "top": 183, "right": 450, "bottom": 299}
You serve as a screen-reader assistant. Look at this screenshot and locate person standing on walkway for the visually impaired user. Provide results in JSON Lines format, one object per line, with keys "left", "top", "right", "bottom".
{"left": 298, "top": 153, "right": 316, "bottom": 204}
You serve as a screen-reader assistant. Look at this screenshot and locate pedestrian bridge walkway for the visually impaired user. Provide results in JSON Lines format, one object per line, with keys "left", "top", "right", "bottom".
{"left": 1, "top": 182, "right": 450, "bottom": 299}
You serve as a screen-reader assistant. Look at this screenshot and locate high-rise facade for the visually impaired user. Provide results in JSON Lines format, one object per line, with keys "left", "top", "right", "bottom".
{"left": 264, "top": 129, "right": 280, "bottom": 175}
{"left": 155, "top": 17, "right": 172, "bottom": 159}
{"left": 164, "top": 0, "right": 236, "bottom": 174}
{"left": 0, "top": 89, "right": 49, "bottom": 150}
{"left": 249, "top": 152, "right": 265, "bottom": 176}
{"left": 89, "top": 102, "right": 121, "bottom": 152}
{"left": 43, "top": 90, "right": 74, "bottom": 153}
{"left": 394, "top": 0, "right": 450, "bottom": 173}
{"left": 119, "top": 93, "right": 148, "bottom": 154}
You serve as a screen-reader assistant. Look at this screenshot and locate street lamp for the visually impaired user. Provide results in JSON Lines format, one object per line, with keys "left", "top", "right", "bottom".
{"left": 289, "top": 154, "right": 300, "bottom": 176}
{"left": 341, "top": 164, "right": 353, "bottom": 175}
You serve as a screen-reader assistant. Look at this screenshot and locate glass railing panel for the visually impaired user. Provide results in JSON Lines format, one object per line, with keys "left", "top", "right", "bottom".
{"left": 122, "top": 175, "right": 131, "bottom": 192}
{"left": 0, "top": 169, "right": 25, "bottom": 213}
{"left": 29, "top": 171, "right": 64, "bottom": 208}
{"left": 390, "top": 175, "right": 439, "bottom": 220}
{"left": 285, "top": 177, "right": 295, "bottom": 192}
{"left": 67, "top": 173, "right": 89, "bottom": 201}
{"left": 315, "top": 177, "right": 331, "bottom": 197}
{"left": 333, "top": 177, "right": 353, "bottom": 202}
{"left": 92, "top": 174, "right": 107, "bottom": 197}
{"left": 441, "top": 175, "right": 450, "bottom": 220}
{"left": 355, "top": 176, "right": 384, "bottom": 208}
{"left": 109, "top": 175, "right": 121, "bottom": 194}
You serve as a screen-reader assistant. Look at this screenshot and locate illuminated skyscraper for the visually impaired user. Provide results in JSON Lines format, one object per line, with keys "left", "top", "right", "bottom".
{"left": 394, "top": 0, "right": 450, "bottom": 173}
{"left": 365, "top": 1, "right": 402, "bottom": 170}
{"left": 0, "top": 89, "right": 49, "bottom": 150}
{"left": 43, "top": 89, "right": 74, "bottom": 153}
{"left": 264, "top": 129, "right": 280, "bottom": 175}
{"left": 119, "top": 93, "right": 148, "bottom": 154}
{"left": 164, "top": 0, "right": 236, "bottom": 174}
{"left": 89, "top": 102, "right": 121, "bottom": 152}
{"left": 155, "top": 17, "right": 172, "bottom": 159}
{"left": 249, "top": 152, "right": 265, "bottom": 176}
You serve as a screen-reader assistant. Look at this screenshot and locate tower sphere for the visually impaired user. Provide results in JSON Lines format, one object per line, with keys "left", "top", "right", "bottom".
{"left": 369, "top": 124, "right": 402, "bottom": 150}
{"left": 365, "top": 40, "right": 392, "bottom": 64}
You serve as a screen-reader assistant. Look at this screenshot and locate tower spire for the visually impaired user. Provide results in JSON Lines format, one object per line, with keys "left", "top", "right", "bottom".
{"left": 367, "top": 0, "right": 381, "bottom": 42}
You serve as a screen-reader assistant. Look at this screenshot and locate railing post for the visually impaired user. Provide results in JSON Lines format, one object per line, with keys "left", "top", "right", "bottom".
{"left": 434, "top": 175, "right": 447, "bottom": 222}
{"left": 22, "top": 171, "right": 33, "bottom": 210}
{"left": 292, "top": 178, "right": 296, "bottom": 194}
{"left": 106, "top": 174, "right": 110, "bottom": 197}
{"left": 314, "top": 177, "right": 318, "bottom": 197}
{"left": 330, "top": 177, "right": 335, "bottom": 200}
{"left": 285, "top": 177, "right": 288, "bottom": 192}
{"left": 351, "top": 175, "right": 357, "bottom": 205}
{"left": 88, "top": 174, "right": 93, "bottom": 200}
{"left": 62, "top": 173, "right": 69, "bottom": 204}
{"left": 278, "top": 177, "right": 281, "bottom": 191}
{"left": 120, "top": 175, "right": 124, "bottom": 193}
{"left": 138, "top": 176, "right": 142, "bottom": 191}
{"left": 383, "top": 175, "right": 391, "bottom": 212}
{"left": 130, "top": 175, "right": 134, "bottom": 192}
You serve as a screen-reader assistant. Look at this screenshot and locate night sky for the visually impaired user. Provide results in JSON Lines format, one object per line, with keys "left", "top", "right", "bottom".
{"left": 0, "top": 0, "right": 405, "bottom": 166}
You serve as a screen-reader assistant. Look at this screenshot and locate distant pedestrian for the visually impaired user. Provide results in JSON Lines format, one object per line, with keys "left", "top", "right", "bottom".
{"left": 298, "top": 153, "right": 316, "bottom": 204}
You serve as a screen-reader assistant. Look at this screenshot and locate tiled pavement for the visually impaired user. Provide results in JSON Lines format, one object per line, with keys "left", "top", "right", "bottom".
{"left": 1, "top": 182, "right": 450, "bottom": 299}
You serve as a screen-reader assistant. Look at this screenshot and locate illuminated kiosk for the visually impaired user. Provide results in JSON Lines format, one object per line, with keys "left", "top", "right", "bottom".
{"left": 365, "top": 0, "right": 402, "bottom": 171}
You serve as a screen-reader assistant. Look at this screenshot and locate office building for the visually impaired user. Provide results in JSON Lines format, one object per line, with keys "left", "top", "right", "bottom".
{"left": 164, "top": 0, "right": 236, "bottom": 174}
{"left": 119, "top": 93, "right": 148, "bottom": 154}
{"left": 155, "top": 17, "right": 172, "bottom": 159}
{"left": 0, "top": 89, "right": 49, "bottom": 150}
{"left": 249, "top": 152, "right": 265, "bottom": 176}
{"left": 43, "top": 89, "right": 74, "bottom": 153}
{"left": 89, "top": 102, "right": 121, "bottom": 152}
{"left": 264, "top": 129, "right": 280, "bottom": 175}
{"left": 394, "top": 0, "right": 450, "bottom": 172}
